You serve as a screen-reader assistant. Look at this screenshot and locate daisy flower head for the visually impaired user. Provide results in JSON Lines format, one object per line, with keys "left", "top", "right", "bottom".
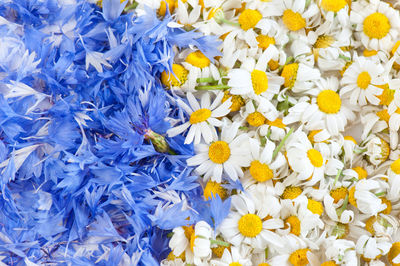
{"left": 340, "top": 56, "right": 385, "bottom": 106}
{"left": 364, "top": 135, "right": 390, "bottom": 166}
{"left": 239, "top": 100, "right": 279, "bottom": 129}
{"left": 280, "top": 60, "right": 321, "bottom": 93}
{"left": 355, "top": 235, "right": 391, "bottom": 262}
{"left": 167, "top": 91, "right": 231, "bottom": 144}
{"left": 350, "top": 0, "right": 400, "bottom": 52}
{"left": 219, "top": 193, "right": 284, "bottom": 250}
{"left": 227, "top": 52, "right": 284, "bottom": 101}
{"left": 268, "top": 234, "right": 314, "bottom": 266}
{"left": 181, "top": 49, "right": 221, "bottom": 90}
{"left": 318, "top": 0, "right": 350, "bottom": 25}
{"left": 284, "top": 77, "right": 357, "bottom": 136}
{"left": 186, "top": 122, "right": 251, "bottom": 182}
{"left": 211, "top": 245, "right": 252, "bottom": 266}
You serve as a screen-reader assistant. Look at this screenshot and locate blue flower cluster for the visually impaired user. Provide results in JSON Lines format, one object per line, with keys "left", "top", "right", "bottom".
{"left": 0, "top": 0, "right": 228, "bottom": 264}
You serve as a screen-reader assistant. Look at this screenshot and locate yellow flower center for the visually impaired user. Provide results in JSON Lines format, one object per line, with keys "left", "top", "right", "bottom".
{"left": 189, "top": 108, "right": 211, "bottom": 124}
{"left": 185, "top": 51, "right": 210, "bottom": 68}
{"left": 363, "top": 49, "right": 378, "bottom": 57}
{"left": 314, "top": 35, "right": 335, "bottom": 49}
{"left": 352, "top": 166, "right": 367, "bottom": 179}
{"left": 158, "top": 0, "right": 176, "bottom": 16}
{"left": 281, "top": 63, "right": 299, "bottom": 88}
{"left": 363, "top": 12, "right": 391, "bottom": 39}
{"left": 340, "top": 61, "right": 353, "bottom": 76}
{"left": 238, "top": 214, "right": 263, "bottom": 237}
{"left": 289, "top": 249, "right": 310, "bottom": 266}
{"left": 380, "top": 197, "right": 392, "bottom": 214}
{"left": 212, "top": 244, "right": 228, "bottom": 258}
{"left": 348, "top": 186, "right": 357, "bottom": 207}
{"left": 391, "top": 158, "right": 400, "bottom": 174}
{"left": 204, "top": 181, "right": 228, "bottom": 200}
{"left": 268, "top": 59, "right": 280, "bottom": 71}
{"left": 285, "top": 215, "right": 301, "bottom": 236}
{"left": 267, "top": 118, "right": 286, "bottom": 128}
{"left": 208, "top": 141, "right": 231, "bottom": 164}
{"left": 167, "top": 250, "right": 186, "bottom": 261}
{"left": 282, "top": 9, "right": 306, "bottom": 31}
{"left": 356, "top": 71, "right": 371, "bottom": 89}
{"left": 330, "top": 187, "right": 348, "bottom": 204}
{"left": 229, "top": 263, "right": 243, "bottom": 266}
{"left": 377, "top": 84, "right": 394, "bottom": 105}
{"left": 321, "top": 0, "right": 347, "bottom": 12}
{"left": 344, "top": 135, "right": 357, "bottom": 144}
{"left": 247, "top": 111, "right": 266, "bottom": 127}
{"left": 376, "top": 109, "right": 390, "bottom": 123}
{"left": 317, "top": 90, "right": 342, "bottom": 114}
{"left": 282, "top": 186, "right": 303, "bottom": 199}
{"left": 307, "top": 149, "right": 323, "bottom": 167}
{"left": 238, "top": 9, "right": 262, "bottom": 30}
{"left": 189, "top": 233, "right": 196, "bottom": 252}
{"left": 183, "top": 225, "right": 194, "bottom": 240}
{"left": 307, "top": 199, "right": 324, "bottom": 215}
{"left": 332, "top": 222, "right": 349, "bottom": 238}
{"left": 256, "top": 35, "right": 276, "bottom": 50}
{"left": 251, "top": 70, "right": 269, "bottom": 95}
{"left": 258, "top": 264, "right": 270, "bottom": 266}
{"left": 365, "top": 216, "right": 377, "bottom": 235}
{"left": 222, "top": 91, "right": 245, "bottom": 112}
{"left": 321, "top": 261, "right": 338, "bottom": 266}
{"left": 388, "top": 242, "right": 400, "bottom": 266}
{"left": 308, "top": 130, "right": 322, "bottom": 143}
{"left": 161, "top": 64, "right": 188, "bottom": 87}
{"left": 249, "top": 160, "right": 274, "bottom": 182}
{"left": 379, "top": 138, "right": 390, "bottom": 163}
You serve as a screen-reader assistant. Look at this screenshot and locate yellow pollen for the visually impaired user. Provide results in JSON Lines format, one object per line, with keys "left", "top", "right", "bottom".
{"left": 158, "top": 0, "right": 176, "bottom": 16}
{"left": 161, "top": 64, "right": 188, "bottom": 87}
{"left": 281, "top": 63, "right": 299, "bottom": 88}
{"left": 340, "top": 61, "right": 353, "bottom": 76}
{"left": 391, "top": 158, "right": 400, "bottom": 174}
{"left": 363, "top": 49, "right": 378, "bottom": 57}
{"left": 185, "top": 51, "right": 210, "bottom": 68}
{"left": 238, "top": 214, "right": 263, "bottom": 238}
{"left": 357, "top": 71, "right": 371, "bottom": 90}
{"left": 344, "top": 135, "right": 357, "bottom": 144}
{"left": 377, "top": 84, "right": 394, "bottom": 105}
{"left": 282, "top": 186, "right": 303, "bottom": 200}
{"left": 348, "top": 186, "right": 357, "bottom": 207}
{"left": 363, "top": 12, "right": 391, "bottom": 39}
{"left": 189, "top": 233, "right": 196, "bottom": 252}
{"left": 282, "top": 9, "right": 306, "bottom": 31}
{"left": 238, "top": 9, "right": 262, "bottom": 30}
{"left": 307, "top": 149, "right": 323, "bottom": 167}
{"left": 208, "top": 7, "right": 222, "bottom": 19}
{"left": 330, "top": 187, "right": 348, "bottom": 203}
{"left": 380, "top": 197, "right": 392, "bottom": 214}
{"left": 189, "top": 108, "right": 211, "bottom": 124}
{"left": 353, "top": 166, "right": 367, "bottom": 179}
{"left": 256, "top": 35, "right": 276, "bottom": 50}
{"left": 289, "top": 249, "right": 310, "bottom": 266}
{"left": 321, "top": 0, "right": 347, "bottom": 12}
{"left": 258, "top": 264, "right": 270, "bottom": 266}
{"left": 229, "top": 263, "right": 243, "bottom": 266}
{"left": 222, "top": 91, "right": 245, "bottom": 112}
{"left": 167, "top": 250, "right": 186, "bottom": 261}
{"left": 365, "top": 216, "right": 377, "bottom": 235}
{"left": 285, "top": 215, "right": 301, "bottom": 236}
{"left": 249, "top": 160, "right": 274, "bottom": 182}
{"left": 268, "top": 59, "right": 280, "bottom": 71}
{"left": 247, "top": 112, "right": 266, "bottom": 127}
{"left": 321, "top": 261, "right": 338, "bottom": 266}
{"left": 204, "top": 181, "right": 228, "bottom": 200}
{"left": 208, "top": 141, "right": 231, "bottom": 164}
{"left": 267, "top": 118, "right": 286, "bottom": 128}
{"left": 183, "top": 225, "right": 194, "bottom": 240}
{"left": 307, "top": 199, "right": 324, "bottom": 215}
{"left": 314, "top": 35, "right": 335, "bottom": 49}
{"left": 251, "top": 70, "right": 269, "bottom": 95}
{"left": 391, "top": 40, "right": 400, "bottom": 56}
{"left": 317, "top": 90, "right": 342, "bottom": 114}
{"left": 388, "top": 242, "right": 400, "bottom": 266}
{"left": 308, "top": 130, "right": 322, "bottom": 143}
{"left": 212, "top": 244, "right": 228, "bottom": 258}
{"left": 377, "top": 109, "right": 390, "bottom": 123}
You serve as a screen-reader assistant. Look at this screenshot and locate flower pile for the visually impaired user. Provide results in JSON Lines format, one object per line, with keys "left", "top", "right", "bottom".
{"left": 153, "top": 0, "right": 400, "bottom": 265}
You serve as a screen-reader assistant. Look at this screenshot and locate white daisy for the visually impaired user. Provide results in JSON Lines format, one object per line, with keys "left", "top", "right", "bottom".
{"left": 355, "top": 235, "right": 391, "bottom": 261}
{"left": 187, "top": 122, "right": 251, "bottom": 182}
{"left": 340, "top": 56, "right": 385, "bottom": 106}
{"left": 210, "top": 246, "right": 252, "bottom": 266}
{"left": 350, "top": 0, "right": 400, "bottom": 51}
{"left": 318, "top": 0, "right": 350, "bottom": 25}
{"left": 219, "top": 193, "right": 284, "bottom": 250}
{"left": 167, "top": 91, "right": 231, "bottom": 144}
{"left": 280, "top": 61, "right": 321, "bottom": 93}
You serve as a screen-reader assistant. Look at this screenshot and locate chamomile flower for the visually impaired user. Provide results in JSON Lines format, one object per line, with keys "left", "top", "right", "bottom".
{"left": 341, "top": 56, "right": 385, "bottom": 106}
{"left": 187, "top": 122, "right": 251, "bottom": 182}
{"left": 350, "top": 0, "right": 400, "bottom": 52}
{"left": 219, "top": 193, "right": 284, "bottom": 250}
{"left": 355, "top": 235, "right": 391, "bottom": 262}
{"left": 211, "top": 246, "right": 252, "bottom": 266}
{"left": 318, "top": 0, "right": 350, "bottom": 25}
{"left": 167, "top": 91, "right": 231, "bottom": 144}
{"left": 280, "top": 61, "right": 321, "bottom": 92}
{"left": 227, "top": 54, "right": 284, "bottom": 101}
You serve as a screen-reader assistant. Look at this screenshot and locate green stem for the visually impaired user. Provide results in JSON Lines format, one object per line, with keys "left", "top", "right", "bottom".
{"left": 375, "top": 191, "right": 386, "bottom": 197}
{"left": 195, "top": 85, "right": 230, "bottom": 90}
{"left": 124, "top": 1, "right": 138, "bottom": 12}
{"left": 197, "top": 77, "right": 216, "bottom": 83}
{"left": 210, "top": 239, "right": 230, "bottom": 247}
{"left": 339, "top": 54, "right": 351, "bottom": 61}
{"left": 272, "top": 127, "right": 294, "bottom": 160}
{"left": 220, "top": 18, "right": 240, "bottom": 27}
{"left": 336, "top": 194, "right": 349, "bottom": 217}
{"left": 333, "top": 168, "right": 343, "bottom": 186}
